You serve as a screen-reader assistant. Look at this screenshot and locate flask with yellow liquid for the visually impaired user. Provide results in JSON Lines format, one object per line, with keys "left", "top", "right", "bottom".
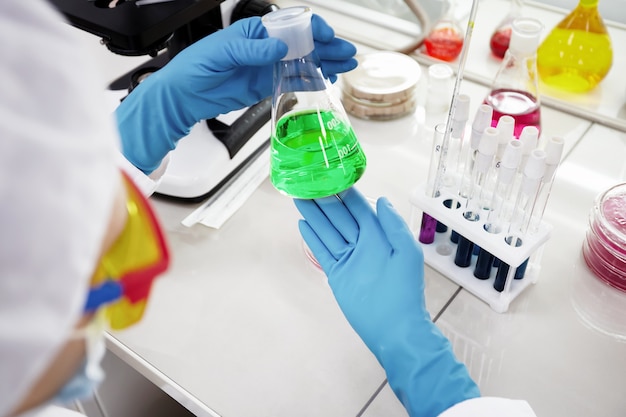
{"left": 537, "top": 0, "right": 612, "bottom": 93}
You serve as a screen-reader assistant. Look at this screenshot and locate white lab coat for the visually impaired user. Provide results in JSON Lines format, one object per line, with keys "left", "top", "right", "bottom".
{"left": 17, "top": 406, "right": 84, "bottom": 417}
{"left": 1, "top": 1, "right": 536, "bottom": 416}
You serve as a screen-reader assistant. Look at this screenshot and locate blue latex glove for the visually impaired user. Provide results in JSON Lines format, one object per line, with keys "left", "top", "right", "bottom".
{"left": 294, "top": 187, "right": 480, "bottom": 417}
{"left": 116, "top": 15, "right": 357, "bottom": 174}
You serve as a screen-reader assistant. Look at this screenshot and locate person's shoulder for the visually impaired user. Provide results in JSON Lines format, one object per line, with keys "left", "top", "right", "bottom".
{"left": 438, "top": 397, "right": 537, "bottom": 417}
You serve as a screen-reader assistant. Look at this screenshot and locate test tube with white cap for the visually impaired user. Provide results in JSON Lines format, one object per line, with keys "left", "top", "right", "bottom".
{"left": 482, "top": 115, "right": 515, "bottom": 209}
{"left": 443, "top": 94, "right": 471, "bottom": 187}
{"left": 485, "top": 140, "right": 523, "bottom": 233}
{"left": 495, "top": 116, "right": 516, "bottom": 160}
{"left": 518, "top": 126, "right": 539, "bottom": 172}
{"left": 529, "top": 136, "right": 564, "bottom": 234}
{"left": 507, "top": 125, "right": 540, "bottom": 204}
{"left": 494, "top": 149, "right": 546, "bottom": 291}
{"left": 462, "top": 127, "right": 499, "bottom": 222}
{"left": 439, "top": 94, "right": 471, "bottom": 234}
{"left": 459, "top": 104, "right": 493, "bottom": 198}
{"left": 454, "top": 127, "right": 498, "bottom": 268}
{"left": 474, "top": 139, "right": 523, "bottom": 279}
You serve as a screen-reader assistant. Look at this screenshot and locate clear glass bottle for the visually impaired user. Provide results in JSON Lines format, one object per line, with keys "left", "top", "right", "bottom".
{"left": 489, "top": 0, "right": 524, "bottom": 59}
{"left": 484, "top": 17, "right": 543, "bottom": 139}
{"left": 537, "top": 0, "right": 613, "bottom": 93}
{"left": 262, "top": 7, "right": 367, "bottom": 199}
{"left": 423, "top": 0, "right": 464, "bottom": 62}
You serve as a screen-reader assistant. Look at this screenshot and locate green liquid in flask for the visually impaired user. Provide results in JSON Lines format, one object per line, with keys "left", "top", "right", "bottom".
{"left": 270, "top": 109, "right": 367, "bottom": 199}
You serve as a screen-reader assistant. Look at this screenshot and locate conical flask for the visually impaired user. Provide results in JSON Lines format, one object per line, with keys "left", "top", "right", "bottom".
{"left": 423, "top": 0, "right": 464, "bottom": 62}
{"left": 262, "top": 7, "right": 367, "bottom": 199}
{"left": 484, "top": 17, "right": 543, "bottom": 139}
{"left": 489, "top": 0, "right": 524, "bottom": 59}
{"left": 537, "top": 0, "right": 612, "bottom": 93}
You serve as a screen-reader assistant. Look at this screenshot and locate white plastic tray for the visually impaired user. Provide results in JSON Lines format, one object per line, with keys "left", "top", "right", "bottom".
{"left": 410, "top": 183, "right": 553, "bottom": 312}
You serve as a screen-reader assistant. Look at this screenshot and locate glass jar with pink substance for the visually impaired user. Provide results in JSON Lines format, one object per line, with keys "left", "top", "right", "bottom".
{"left": 582, "top": 183, "right": 626, "bottom": 291}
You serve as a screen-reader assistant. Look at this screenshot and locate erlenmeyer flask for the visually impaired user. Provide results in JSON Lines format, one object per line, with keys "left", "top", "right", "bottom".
{"left": 489, "top": 0, "right": 524, "bottom": 59}
{"left": 423, "top": 0, "right": 464, "bottom": 62}
{"left": 262, "top": 7, "right": 367, "bottom": 199}
{"left": 484, "top": 17, "right": 543, "bottom": 139}
{"left": 537, "top": 0, "right": 612, "bottom": 93}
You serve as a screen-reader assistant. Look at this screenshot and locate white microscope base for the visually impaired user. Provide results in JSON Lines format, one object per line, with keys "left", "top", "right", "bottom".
{"left": 155, "top": 112, "right": 270, "bottom": 201}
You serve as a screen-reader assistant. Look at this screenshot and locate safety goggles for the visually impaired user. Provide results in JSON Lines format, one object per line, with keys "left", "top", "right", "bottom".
{"left": 83, "top": 171, "right": 170, "bottom": 330}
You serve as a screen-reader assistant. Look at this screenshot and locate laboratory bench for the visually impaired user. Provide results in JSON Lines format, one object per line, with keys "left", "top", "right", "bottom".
{"left": 71, "top": 0, "right": 626, "bottom": 416}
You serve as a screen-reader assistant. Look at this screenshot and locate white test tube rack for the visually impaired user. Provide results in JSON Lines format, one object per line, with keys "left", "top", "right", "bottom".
{"left": 409, "top": 182, "right": 553, "bottom": 313}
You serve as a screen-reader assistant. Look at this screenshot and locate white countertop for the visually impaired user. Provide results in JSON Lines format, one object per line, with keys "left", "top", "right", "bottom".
{"left": 72, "top": 1, "right": 626, "bottom": 416}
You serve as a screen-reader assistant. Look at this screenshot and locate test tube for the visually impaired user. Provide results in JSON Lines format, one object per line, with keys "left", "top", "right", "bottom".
{"left": 494, "top": 149, "right": 546, "bottom": 292}
{"left": 462, "top": 127, "right": 499, "bottom": 222}
{"left": 454, "top": 127, "right": 498, "bottom": 268}
{"left": 443, "top": 94, "right": 471, "bottom": 189}
{"left": 439, "top": 95, "right": 470, "bottom": 235}
{"left": 495, "top": 116, "right": 515, "bottom": 163}
{"left": 420, "top": 123, "right": 447, "bottom": 244}
{"left": 482, "top": 116, "right": 515, "bottom": 210}
{"left": 518, "top": 126, "right": 539, "bottom": 172}
{"left": 513, "top": 136, "right": 564, "bottom": 279}
{"left": 515, "top": 137, "right": 565, "bottom": 279}
{"left": 513, "top": 126, "right": 539, "bottom": 198}
{"left": 459, "top": 104, "right": 493, "bottom": 198}
{"left": 474, "top": 140, "right": 523, "bottom": 279}
{"left": 529, "top": 136, "right": 565, "bottom": 234}
{"left": 485, "top": 140, "right": 523, "bottom": 233}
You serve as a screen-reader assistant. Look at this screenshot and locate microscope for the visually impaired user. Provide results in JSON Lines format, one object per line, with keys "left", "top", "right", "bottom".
{"left": 49, "top": 0, "right": 279, "bottom": 202}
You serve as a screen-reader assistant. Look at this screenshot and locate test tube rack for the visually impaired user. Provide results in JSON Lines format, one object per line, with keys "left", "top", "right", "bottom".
{"left": 410, "top": 182, "right": 553, "bottom": 313}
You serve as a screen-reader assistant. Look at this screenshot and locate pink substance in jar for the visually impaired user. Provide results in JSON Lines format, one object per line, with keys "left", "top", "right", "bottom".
{"left": 583, "top": 184, "right": 626, "bottom": 292}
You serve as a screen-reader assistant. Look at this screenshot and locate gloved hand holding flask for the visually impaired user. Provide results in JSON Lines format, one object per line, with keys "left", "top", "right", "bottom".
{"left": 116, "top": 14, "right": 358, "bottom": 175}
{"left": 294, "top": 187, "right": 480, "bottom": 417}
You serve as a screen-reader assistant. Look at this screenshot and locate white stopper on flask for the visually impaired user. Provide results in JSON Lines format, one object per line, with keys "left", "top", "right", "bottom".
{"left": 509, "top": 17, "right": 544, "bottom": 57}
{"left": 451, "top": 94, "right": 471, "bottom": 139}
{"left": 262, "top": 7, "right": 314, "bottom": 60}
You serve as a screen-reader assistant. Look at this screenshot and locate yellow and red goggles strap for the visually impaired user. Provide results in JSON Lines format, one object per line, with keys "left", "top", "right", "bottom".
{"left": 84, "top": 171, "right": 170, "bottom": 313}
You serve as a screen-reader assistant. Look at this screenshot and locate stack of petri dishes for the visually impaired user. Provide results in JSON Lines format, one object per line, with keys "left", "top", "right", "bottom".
{"left": 582, "top": 183, "right": 626, "bottom": 292}
{"left": 341, "top": 51, "right": 421, "bottom": 121}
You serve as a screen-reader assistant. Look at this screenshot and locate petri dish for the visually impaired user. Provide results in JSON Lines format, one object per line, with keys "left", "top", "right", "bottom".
{"left": 582, "top": 183, "right": 626, "bottom": 292}
{"left": 341, "top": 51, "right": 421, "bottom": 120}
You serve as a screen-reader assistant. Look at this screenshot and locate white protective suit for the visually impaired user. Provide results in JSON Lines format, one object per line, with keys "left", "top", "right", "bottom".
{"left": 0, "top": 1, "right": 152, "bottom": 416}
{"left": 0, "top": 1, "right": 537, "bottom": 417}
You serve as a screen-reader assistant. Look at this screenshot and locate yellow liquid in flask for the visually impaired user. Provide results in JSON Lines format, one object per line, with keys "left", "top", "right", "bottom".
{"left": 537, "top": 0, "right": 612, "bottom": 93}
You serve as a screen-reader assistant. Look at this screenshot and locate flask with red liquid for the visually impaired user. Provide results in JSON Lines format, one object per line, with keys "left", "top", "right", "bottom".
{"left": 484, "top": 17, "right": 543, "bottom": 139}
{"left": 423, "top": 0, "right": 464, "bottom": 62}
{"left": 489, "top": 0, "right": 524, "bottom": 59}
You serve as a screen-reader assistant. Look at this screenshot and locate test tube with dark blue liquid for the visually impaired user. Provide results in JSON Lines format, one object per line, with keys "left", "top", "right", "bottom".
{"left": 454, "top": 234, "right": 474, "bottom": 267}
{"left": 496, "top": 150, "right": 546, "bottom": 291}
{"left": 477, "top": 140, "right": 523, "bottom": 281}
{"left": 474, "top": 247, "right": 494, "bottom": 279}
